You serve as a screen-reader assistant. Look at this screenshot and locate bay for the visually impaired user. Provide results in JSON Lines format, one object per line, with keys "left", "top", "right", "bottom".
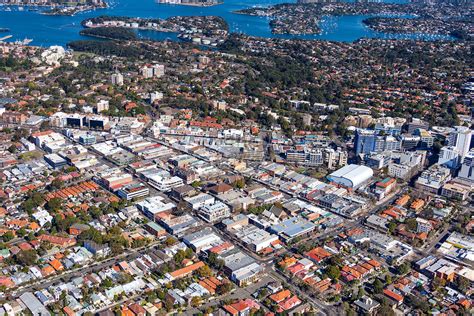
{"left": 0, "top": 0, "right": 454, "bottom": 47}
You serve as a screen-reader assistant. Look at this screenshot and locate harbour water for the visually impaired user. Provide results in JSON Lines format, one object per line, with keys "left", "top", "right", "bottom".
{"left": 0, "top": 0, "right": 454, "bottom": 47}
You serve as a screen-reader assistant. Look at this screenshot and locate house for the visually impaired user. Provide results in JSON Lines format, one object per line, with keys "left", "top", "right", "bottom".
{"left": 128, "top": 303, "right": 146, "bottom": 316}
{"left": 221, "top": 299, "right": 260, "bottom": 316}
{"left": 383, "top": 288, "right": 404, "bottom": 305}
{"left": 63, "top": 306, "right": 75, "bottom": 316}
{"left": 38, "top": 235, "right": 76, "bottom": 248}
{"left": 49, "top": 259, "right": 64, "bottom": 271}
{"left": 354, "top": 296, "right": 380, "bottom": 315}
{"left": 83, "top": 241, "right": 111, "bottom": 257}
{"left": 269, "top": 289, "right": 291, "bottom": 303}
{"left": 207, "top": 183, "right": 233, "bottom": 195}
{"left": 277, "top": 295, "right": 301, "bottom": 312}
{"left": 305, "top": 247, "right": 332, "bottom": 263}
{"left": 69, "top": 223, "right": 90, "bottom": 236}
{"left": 169, "top": 184, "right": 197, "bottom": 200}
{"left": 167, "top": 261, "right": 205, "bottom": 280}
{"left": 145, "top": 222, "right": 166, "bottom": 237}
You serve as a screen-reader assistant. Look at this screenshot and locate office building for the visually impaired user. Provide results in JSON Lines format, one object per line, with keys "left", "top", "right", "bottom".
{"left": 198, "top": 201, "right": 231, "bottom": 223}
{"left": 354, "top": 129, "right": 376, "bottom": 155}
{"left": 136, "top": 196, "right": 176, "bottom": 221}
{"left": 117, "top": 182, "right": 150, "bottom": 200}
{"left": 448, "top": 126, "right": 472, "bottom": 158}
{"left": 415, "top": 165, "right": 452, "bottom": 195}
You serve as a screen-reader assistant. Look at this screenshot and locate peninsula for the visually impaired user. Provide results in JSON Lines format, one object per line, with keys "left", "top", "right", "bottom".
{"left": 235, "top": 2, "right": 473, "bottom": 37}
{"left": 0, "top": 0, "right": 107, "bottom": 15}
{"left": 81, "top": 15, "right": 229, "bottom": 46}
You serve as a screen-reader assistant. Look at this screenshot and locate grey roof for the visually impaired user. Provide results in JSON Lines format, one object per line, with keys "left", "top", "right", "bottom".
{"left": 19, "top": 292, "right": 50, "bottom": 316}
{"left": 220, "top": 249, "right": 256, "bottom": 272}
{"left": 354, "top": 296, "right": 380, "bottom": 312}
{"left": 269, "top": 217, "right": 315, "bottom": 238}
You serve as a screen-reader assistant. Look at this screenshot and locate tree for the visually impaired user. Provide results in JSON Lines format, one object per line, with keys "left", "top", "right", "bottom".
{"left": 102, "top": 277, "right": 114, "bottom": 289}
{"left": 146, "top": 291, "right": 157, "bottom": 303}
{"left": 431, "top": 276, "right": 446, "bottom": 291}
{"left": 258, "top": 288, "right": 269, "bottom": 300}
{"left": 405, "top": 294, "right": 430, "bottom": 313}
{"left": 373, "top": 279, "right": 384, "bottom": 294}
{"left": 456, "top": 276, "right": 470, "bottom": 293}
{"left": 7, "top": 144, "right": 17, "bottom": 153}
{"left": 174, "top": 250, "right": 186, "bottom": 265}
{"left": 208, "top": 252, "right": 224, "bottom": 270}
{"left": 132, "top": 238, "right": 149, "bottom": 248}
{"left": 385, "top": 274, "right": 392, "bottom": 285}
{"left": 197, "top": 265, "right": 212, "bottom": 278}
{"left": 397, "top": 262, "right": 411, "bottom": 275}
{"left": 164, "top": 236, "right": 178, "bottom": 247}
{"left": 233, "top": 178, "right": 245, "bottom": 189}
{"left": 16, "top": 227, "right": 27, "bottom": 238}
{"left": 89, "top": 205, "right": 103, "bottom": 219}
{"left": 388, "top": 221, "right": 397, "bottom": 234}
{"left": 216, "top": 282, "right": 233, "bottom": 295}
{"left": 110, "top": 242, "right": 125, "bottom": 255}
{"left": 47, "top": 198, "right": 63, "bottom": 212}
{"left": 376, "top": 302, "right": 395, "bottom": 316}
{"left": 190, "top": 296, "right": 202, "bottom": 307}
{"left": 343, "top": 302, "right": 356, "bottom": 316}
{"left": 15, "top": 249, "right": 38, "bottom": 266}
{"left": 405, "top": 218, "right": 417, "bottom": 232}
{"left": 78, "top": 228, "right": 103, "bottom": 244}
{"left": 2, "top": 231, "right": 14, "bottom": 242}
{"left": 356, "top": 286, "right": 365, "bottom": 300}
{"left": 327, "top": 265, "right": 341, "bottom": 280}
{"left": 191, "top": 181, "right": 202, "bottom": 188}
{"left": 50, "top": 178, "right": 64, "bottom": 190}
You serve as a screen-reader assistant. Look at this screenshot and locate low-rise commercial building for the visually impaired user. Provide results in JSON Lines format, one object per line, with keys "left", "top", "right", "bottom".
{"left": 198, "top": 201, "right": 231, "bottom": 223}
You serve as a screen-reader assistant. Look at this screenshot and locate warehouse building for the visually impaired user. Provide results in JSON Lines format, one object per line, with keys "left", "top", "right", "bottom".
{"left": 327, "top": 164, "right": 373, "bottom": 188}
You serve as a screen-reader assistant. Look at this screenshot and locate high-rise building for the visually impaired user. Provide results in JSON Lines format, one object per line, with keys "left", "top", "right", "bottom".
{"left": 140, "top": 65, "right": 154, "bottom": 78}
{"left": 407, "top": 118, "right": 429, "bottom": 134}
{"left": 413, "top": 129, "right": 434, "bottom": 148}
{"left": 324, "top": 147, "right": 347, "bottom": 170}
{"left": 438, "top": 146, "right": 461, "bottom": 169}
{"left": 152, "top": 64, "right": 165, "bottom": 77}
{"left": 96, "top": 100, "right": 109, "bottom": 113}
{"left": 448, "top": 126, "right": 472, "bottom": 159}
{"left": 374, "top": 117, "right": 403, "bottom": 136}
{"left": 458, "top": 150, "right": 474, "bottom": 182}
{"left": 400, "top": 135, "right": 420, "bottom": 150}
{"left": 111, "top": 73, "right": 124, "bottom": 86}
{"left": 140, "top": 64, "right": 165, "bottom": 78}
{"left": 355, "top": 129, "right": 401, "bottom": 155}
{"left": 354, "top": 129, "right": 376, "bottom": 155}
{"left": 415, "top": 165, "right": 452, "bottom": 195}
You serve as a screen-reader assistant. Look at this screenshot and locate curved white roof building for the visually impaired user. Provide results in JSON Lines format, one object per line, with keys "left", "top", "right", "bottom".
{"left": 327, "top": 164, "right": 374, "bottom": 188}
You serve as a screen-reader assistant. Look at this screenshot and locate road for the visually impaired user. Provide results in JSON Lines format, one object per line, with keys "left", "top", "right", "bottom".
{"left": 32, "top": 128, "right": 419, "bottom": 315}
{"left": 9, "top": 242, "right": 162, "bottom": 299}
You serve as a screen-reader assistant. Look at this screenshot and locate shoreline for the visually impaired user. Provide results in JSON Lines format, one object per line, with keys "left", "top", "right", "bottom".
{"left": 0, "top": 2, "right": 108, "bottom": 16}
{"left": 160, "top": 2, "right": 222, "bottom": 6}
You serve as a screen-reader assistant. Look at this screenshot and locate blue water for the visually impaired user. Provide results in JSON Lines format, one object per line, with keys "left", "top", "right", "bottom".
{"left": 0, "top": 0, "right": 454, "bottom": 47}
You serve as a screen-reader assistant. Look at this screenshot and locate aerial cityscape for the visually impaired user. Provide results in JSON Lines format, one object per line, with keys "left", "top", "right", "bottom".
{"left": 0, "top": 0, "right": 472, "bottom": 315}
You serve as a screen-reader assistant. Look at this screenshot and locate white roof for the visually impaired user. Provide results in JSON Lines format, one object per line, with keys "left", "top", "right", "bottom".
{"left": 328, "top": 164, "right": 373, "bottom": 188}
